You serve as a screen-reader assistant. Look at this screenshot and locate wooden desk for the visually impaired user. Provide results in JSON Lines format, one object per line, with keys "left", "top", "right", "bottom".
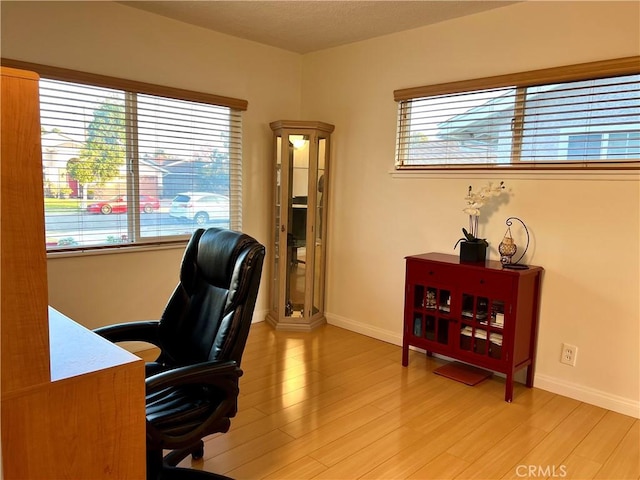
{"left": 1, "top": 66, "right": 145, "bottom": 479}
{"left": 2, "top": 309, "right": 146, "bottom": 479}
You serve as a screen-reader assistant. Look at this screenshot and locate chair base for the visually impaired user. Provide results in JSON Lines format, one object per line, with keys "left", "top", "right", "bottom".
{"left": 164, "top": 441, "right": 205, "bottom": 466}
{"left": 157, "top": 465, "right": 233, "bottom": 480}
{"left": 148, "top": 444, "right": 233, "bottom": 480}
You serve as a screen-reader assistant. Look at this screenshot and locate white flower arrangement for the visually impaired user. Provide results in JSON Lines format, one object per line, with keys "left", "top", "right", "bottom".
{"left": 461, "top": 181, "right": 507, "bottom": 242}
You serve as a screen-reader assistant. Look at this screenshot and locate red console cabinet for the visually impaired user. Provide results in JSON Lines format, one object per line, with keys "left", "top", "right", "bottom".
{"left": 402, "top": 253, "right": 543, "bottom": 402}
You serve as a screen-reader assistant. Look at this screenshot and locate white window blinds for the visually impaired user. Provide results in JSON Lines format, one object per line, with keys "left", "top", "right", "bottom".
{"left": 38, "top": 77, "right": 244, "bottom": 250}
{"left": 394, "top": 57, "right": 640, "bottom": 169}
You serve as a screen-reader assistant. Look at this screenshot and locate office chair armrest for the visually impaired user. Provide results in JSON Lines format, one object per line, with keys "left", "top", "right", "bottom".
{"left": 93, "top": 320, "right": 161, "bottom": 346}
{"left": 146, "top": 360, "right": 241, "bottom": 395}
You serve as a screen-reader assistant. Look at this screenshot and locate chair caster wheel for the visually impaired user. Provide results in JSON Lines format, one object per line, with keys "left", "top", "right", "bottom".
{"left": 192, "top": 445, "right": 204, "bottom": 460}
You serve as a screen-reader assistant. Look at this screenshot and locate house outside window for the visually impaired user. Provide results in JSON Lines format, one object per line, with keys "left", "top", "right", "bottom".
{"left": 567, "top": 134, "right": 603, "bottom": 160}
{"left": 608, "top": 132, "right": 640, "bottom": 157}
{"left": 35, "top": 74, "right": 245, "bottom": 251}
{"left": 394, "top": 57, "right": 640, "bottom": 169}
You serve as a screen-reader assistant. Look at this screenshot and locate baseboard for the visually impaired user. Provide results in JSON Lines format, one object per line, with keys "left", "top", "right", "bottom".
{"left": 326, "top": 311, "right": 640, "bottom": 419}
{"left": 252, "top": 308, "right": 269, "bottom": 324}
{"left": 535, "top": 374, "right": 640, "bottom": 419}
{"left": 325, "top": 312, "right": 402, "bottom": 346}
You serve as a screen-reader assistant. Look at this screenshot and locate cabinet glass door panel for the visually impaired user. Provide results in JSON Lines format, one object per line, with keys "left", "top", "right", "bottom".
{"left": 439, "top": 290, "right": 451, "bottom": 313}
{"left": 490, "top": 300, "right": 506, "bottom": 328}
{"left": 425, "top": 287, "right": 437, "bottom": 310}
{"left": 475, "top": 329, "right": 488, "bottom": 354}
{"left": 414, "top": 285, "right": 425, "bottom": 309}
{"left": 460, "top": 324, "right": 473, "bottom": 352}
{"left": 286, "top": 134, "right": 309, "bottom": 317}
{"left": 461, "top": 294, "right": 489, "bottom": 321}
{"left": 461, "top": 293, "right": 473, "bottom": 319}
{"left": 437, "top": 318, "right": 449, "bottom": 344}
{"left": 425, "top": 315, "right": 436, "bottom": 341}
{"left": 412, "top": 284, "right": 450, "bottom": 345}
{"left": 489, "top": 332, "right": 503, "bottom": 359}
{"left": 312, "top": 138, "right": 327, "bottom": 317}
{"left": 460, "top": 325, "right": 488, "bottom": 354}
{"left": 271, "top": 136, "right": 282, "bottom": 313}
{"left": 413, "top": 313, "right": 423, "bottom": 337}
{"left": 459, "top": 293, "right": 507, "bottom": 360}
{"left": 477, "top": 297, "right": 489, "bottom": 322}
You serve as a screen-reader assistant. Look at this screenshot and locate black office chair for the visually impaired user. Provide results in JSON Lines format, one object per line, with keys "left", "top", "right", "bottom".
{"left": 95, "top": 228, "right": 265, "bottom": 480}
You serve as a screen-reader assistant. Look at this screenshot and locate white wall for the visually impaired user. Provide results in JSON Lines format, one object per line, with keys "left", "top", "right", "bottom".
{"left": 301, "top": 1, "right": 640, "bottom": 416}
{"left": 2, "top": 1, "right": 639, "bottom": 417}
{"left": 1, "top": 1, "right": 301, "bottom": 328}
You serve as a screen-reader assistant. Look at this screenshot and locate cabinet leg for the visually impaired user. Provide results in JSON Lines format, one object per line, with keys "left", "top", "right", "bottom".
{"left": 526, "top": 364, "right": 535, "bottom": 388}
{"left": 402, "top": 345, "right": 408, "bottom": 366}
{"left": 505, "top": 373, "right": 514, "bottom": 402}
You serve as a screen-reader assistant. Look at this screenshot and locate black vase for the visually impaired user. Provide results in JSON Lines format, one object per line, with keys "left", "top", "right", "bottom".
{"left": 460, "top": 241, "right": 487, "bottom": 263}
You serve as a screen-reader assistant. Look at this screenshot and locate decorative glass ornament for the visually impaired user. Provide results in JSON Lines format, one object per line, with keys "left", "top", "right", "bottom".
{"left": 498, "top": 227, "right": 517, "bottom": 264}
{"left": 500, "top": 217, "right": 531, "bottom": 270}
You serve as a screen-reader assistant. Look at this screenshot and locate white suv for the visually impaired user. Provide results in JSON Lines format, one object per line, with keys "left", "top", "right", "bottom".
{"left": 169, "top": 192, "right": 230, "bottom": 226}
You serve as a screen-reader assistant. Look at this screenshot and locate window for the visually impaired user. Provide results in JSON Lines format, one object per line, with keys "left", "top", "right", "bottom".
{"left": 567, "top": 134, "right": 603, "bottom": 160}
{"left": 608, "top": 132, "right": 640, "bottom": 157}
{"left": 394, "top": 57, "right": 640, "bottom": 169}
{"left": 16, "top": 61, "right": 247, "bottom": 251}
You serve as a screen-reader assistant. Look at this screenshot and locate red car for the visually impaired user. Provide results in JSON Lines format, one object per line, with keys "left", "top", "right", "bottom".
{"left": 86, "top": 195, "right": 160, "bottom": 215}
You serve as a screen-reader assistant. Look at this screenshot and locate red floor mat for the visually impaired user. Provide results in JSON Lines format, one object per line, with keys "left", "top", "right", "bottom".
{"left": 433, "top": 361, "right": 493, "bottom": 386}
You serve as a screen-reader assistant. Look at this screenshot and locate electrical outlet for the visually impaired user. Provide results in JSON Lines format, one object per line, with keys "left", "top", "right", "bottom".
{"left": 560, "top": 343, "right": 577, "bottom": 366}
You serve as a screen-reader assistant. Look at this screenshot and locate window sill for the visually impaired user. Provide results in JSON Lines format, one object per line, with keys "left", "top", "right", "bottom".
{"left": 46, "top": 240, "right": 188, "bottom": 259}
{"left": 390, "top": 168, "right": 640, "bottom": 182}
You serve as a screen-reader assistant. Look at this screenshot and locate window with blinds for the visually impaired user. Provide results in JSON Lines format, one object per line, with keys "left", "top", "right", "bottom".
{"left": 394, "top": 57, "right": 640, "bottom": 169}
{"left": 38, "top": 76, "right": 244, "bottom": 250}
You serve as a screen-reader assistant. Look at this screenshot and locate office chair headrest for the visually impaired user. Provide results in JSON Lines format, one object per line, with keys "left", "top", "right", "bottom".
{"left": 188, "top": 228, "right": 254, "bottom": 289}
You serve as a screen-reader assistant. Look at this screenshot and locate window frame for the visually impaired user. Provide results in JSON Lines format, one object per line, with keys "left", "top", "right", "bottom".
{"left": 1, "top": 58, "right": 248, "bottom": 254}
{"left": 394, "top": 56, "right": 640, "bottom": 171}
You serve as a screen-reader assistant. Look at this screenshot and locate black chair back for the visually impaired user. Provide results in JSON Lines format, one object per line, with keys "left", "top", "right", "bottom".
{"left": 155, "top": 228, "right": 264, "bottom": 369}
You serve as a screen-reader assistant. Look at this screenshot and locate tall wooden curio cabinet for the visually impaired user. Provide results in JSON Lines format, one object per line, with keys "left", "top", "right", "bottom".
{"left": 266, "top": 120, "right": 334, "bottom": 331}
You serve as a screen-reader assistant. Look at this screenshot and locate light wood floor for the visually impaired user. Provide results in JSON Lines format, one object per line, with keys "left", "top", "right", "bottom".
{"left": 140, "top": 322, "right": 639, "bottom": 479}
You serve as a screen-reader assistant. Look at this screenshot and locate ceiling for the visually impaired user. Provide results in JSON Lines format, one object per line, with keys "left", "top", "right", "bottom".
{"left": 120, "top": 1, "right": 516, "bottom": 54}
